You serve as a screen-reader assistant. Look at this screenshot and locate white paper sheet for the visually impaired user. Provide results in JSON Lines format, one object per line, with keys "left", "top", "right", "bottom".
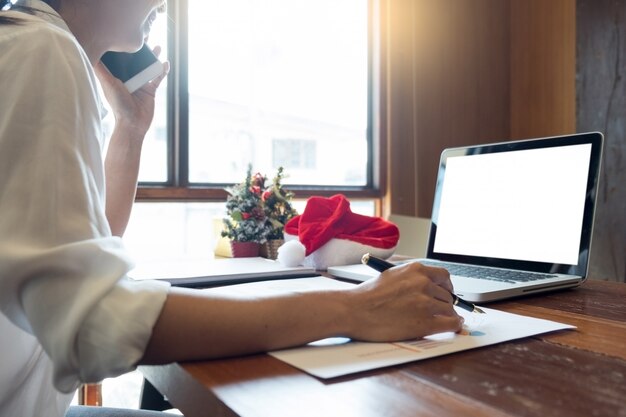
{"left": 265, "top": 280, "right": 576, "bottom": 379}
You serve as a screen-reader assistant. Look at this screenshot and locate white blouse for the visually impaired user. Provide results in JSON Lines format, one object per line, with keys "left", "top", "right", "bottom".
{"left": 0, "top": 2, "right": 170, "bottom": 417}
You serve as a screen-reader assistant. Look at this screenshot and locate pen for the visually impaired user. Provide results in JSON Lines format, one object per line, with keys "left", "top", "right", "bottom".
{"left": 361, "top": 253, "right": 485, "bottom": 314}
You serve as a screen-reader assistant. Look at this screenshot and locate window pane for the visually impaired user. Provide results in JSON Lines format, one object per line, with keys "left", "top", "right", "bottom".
{"left": 124, "top": 203, "right": 225, "bottom": 261}
{"left": 187, "top": 0, "right": 369, "bottom": 186}
{"left": 139, "top": 13, "right": 169, "bottom": 182}
{"left": 124, "top": 200, "right": 375, "bottom": 261}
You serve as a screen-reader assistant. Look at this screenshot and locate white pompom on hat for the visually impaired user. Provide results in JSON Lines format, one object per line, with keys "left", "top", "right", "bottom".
{"left": 277, "top": 194, "right": 400, "bottom": 270}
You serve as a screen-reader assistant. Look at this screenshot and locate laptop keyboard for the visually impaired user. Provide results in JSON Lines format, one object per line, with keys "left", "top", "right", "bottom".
{"left": 419, "top": 261, "right": 558, "bottom": 284}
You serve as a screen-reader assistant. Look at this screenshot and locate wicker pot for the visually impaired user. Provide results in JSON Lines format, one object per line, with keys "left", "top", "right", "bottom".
{"left": 260, "top": 239, "right": 284, "bottom": 260}
{"left": 230, "top": 241, "right": 260, "bottom": 258}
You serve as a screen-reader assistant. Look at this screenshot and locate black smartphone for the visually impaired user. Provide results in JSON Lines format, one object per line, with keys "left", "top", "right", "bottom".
{"left": 101, "top": 44, "right": 164, "bottom": 93}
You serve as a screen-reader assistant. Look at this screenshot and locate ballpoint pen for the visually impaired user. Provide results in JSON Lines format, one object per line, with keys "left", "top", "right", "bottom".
{"left": 361, "top": 253, "right": 486, "bottom": 314}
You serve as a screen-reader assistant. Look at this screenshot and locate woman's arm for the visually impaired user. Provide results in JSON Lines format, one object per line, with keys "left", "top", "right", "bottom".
{"left": 103, "top": 121, "right": 145, "bottom": 237}
{"left": 141, "top": 262, "right": 463, "bottom": 363}
{"left": 94, "top": 52, "right": 169, "bottom": 236}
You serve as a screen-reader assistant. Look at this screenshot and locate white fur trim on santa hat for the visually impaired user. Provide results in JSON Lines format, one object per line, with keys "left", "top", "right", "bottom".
{"left": 278, "top": 233, "right": 395, "bottom": 270}
{"left": 276, "top": 239, "right": 307, "bottom": 267}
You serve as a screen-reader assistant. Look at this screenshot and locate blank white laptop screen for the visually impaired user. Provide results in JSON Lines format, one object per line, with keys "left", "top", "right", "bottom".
{"left": 433, "top": 144, "right": 592, "bottom": 266}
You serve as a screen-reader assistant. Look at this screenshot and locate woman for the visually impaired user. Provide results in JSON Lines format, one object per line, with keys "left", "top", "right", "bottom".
{"left": 0, "top": 1, "right": 463, "bottom": 416}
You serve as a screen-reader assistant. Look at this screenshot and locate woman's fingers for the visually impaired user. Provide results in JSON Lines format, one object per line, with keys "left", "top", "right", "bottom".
{"left": 428, "top": 314, "right": 465, "bottom": 335}
{"left": 347, "top": 262, "right": 466, "bottom": 342}
{"left": 398, "top": 261, "right": 455, "bottom": 293}
{"left": 152, "top": 45, "right": 162, "bottom": 59}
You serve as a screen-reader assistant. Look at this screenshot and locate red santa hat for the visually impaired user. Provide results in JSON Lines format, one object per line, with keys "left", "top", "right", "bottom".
{"left": 277, "top": 194, "right": 400, "bottom": 270}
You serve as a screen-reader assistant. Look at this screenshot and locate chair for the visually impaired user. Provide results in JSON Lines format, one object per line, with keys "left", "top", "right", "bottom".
{"left": 387, "top": 214, "right": 431, "bottom": 258}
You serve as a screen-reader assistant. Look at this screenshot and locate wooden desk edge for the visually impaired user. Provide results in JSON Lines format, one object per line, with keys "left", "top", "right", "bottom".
{"left": 140, "top": 363, "right": 238, "bottom": 417}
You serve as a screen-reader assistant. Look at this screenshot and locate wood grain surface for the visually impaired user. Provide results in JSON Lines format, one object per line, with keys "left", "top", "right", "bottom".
{"left": 576, "top": 0, "right": 626, "bottom": 282}
{"left": 141, "top": 280, "right": 626, "bottom": 417}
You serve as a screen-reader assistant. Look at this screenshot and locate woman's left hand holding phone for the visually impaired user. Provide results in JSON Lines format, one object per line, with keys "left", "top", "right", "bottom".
{"left": 95, "top": 45, "right": 170, "bottom": 140}
{"left": 95, "top": 46, "right": 169, "bottom": 237}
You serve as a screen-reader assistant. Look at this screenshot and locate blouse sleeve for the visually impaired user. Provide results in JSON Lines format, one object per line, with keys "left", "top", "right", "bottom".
{"left": 0, "top": 21, "right": 169, "bottom": 392}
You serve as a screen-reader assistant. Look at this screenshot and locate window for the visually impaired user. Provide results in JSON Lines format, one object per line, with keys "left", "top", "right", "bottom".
{"left": 135, "top": 0, "right": 379, "bottom": 200}
{"left": 124, "top": 200, "right": 376, "bottom": 261}
{"left": 144, "top": 21, "right": 170, "bottom": 182}
{"left": 272, "top": 139, "right": 316, "bottom": 171}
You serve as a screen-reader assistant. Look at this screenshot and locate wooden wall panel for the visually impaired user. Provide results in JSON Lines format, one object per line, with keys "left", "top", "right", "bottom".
{"left": 386, "top": 0, "right": 511, "bottom": 218}
{"left": 386, "top": 0, "right": 419, "bottom": 216}
{"left": 576, "top": 0, "right": 626, "bottom": 282}
{"left": 386, "top": 0, "right": 577, "bottom": 215}
{"left": 510, "top": 0, "right": 576, "bottom": 140}
{"left": 384, "top": 0, "right": 623, "bottom": 281}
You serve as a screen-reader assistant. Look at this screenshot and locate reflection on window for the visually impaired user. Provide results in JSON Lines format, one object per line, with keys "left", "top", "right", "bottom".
{"left": 187, "top": 0, "right": 369, "bottom": 186}
{"left": 272, "top": 139, "right": 316, "bottom": 170}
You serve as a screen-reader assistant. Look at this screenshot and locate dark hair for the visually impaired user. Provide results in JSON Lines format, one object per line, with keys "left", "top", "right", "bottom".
{"left": 0, "top": 0, "right": 60, "bottom": 24}
{"left": 0, "top": 0, "right": 18, "bottom": 23}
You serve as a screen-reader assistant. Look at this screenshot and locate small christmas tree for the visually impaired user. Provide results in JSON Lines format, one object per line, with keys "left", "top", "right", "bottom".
{"left": 262, "top": 166, "right": 298, "bottom": 240}
{"left": 221, "top": 165, "right": 271, "bottom": 243}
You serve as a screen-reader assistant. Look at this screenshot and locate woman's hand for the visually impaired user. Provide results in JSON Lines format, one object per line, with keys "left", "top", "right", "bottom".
{"left": 94, "top": 46, "right": 170, "bottom": 140}
{"left": 346, "top": 262, "right": 464, "bottom": 342}
{"left": 96, "top": 46, "right": 169, "bottom": 237}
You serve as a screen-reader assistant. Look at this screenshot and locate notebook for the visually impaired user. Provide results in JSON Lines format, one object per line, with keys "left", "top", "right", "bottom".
{"left": 129, "top": 257, "right": 318, "bottom": 288}
{"left": 328, "top": 132, "right": 604, "bottom": 303}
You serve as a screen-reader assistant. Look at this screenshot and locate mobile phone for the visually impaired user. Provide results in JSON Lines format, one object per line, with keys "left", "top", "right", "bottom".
{"left": 101, "top": 44, "right": 164, "bottom": 93}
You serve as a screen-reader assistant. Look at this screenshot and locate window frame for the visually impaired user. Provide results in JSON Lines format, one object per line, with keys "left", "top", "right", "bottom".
{"left": 135, "top": 0, "right": 386, "bottom": 202}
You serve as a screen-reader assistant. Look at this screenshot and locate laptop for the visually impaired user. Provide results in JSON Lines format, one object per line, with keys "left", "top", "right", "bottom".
{"left": 328, "top": 132, "right": 604, "bottom": 303}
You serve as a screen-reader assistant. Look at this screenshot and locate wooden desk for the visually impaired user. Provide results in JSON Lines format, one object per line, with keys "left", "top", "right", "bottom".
{"left": 140, "top": 279, "right": 626, "bottom": 417}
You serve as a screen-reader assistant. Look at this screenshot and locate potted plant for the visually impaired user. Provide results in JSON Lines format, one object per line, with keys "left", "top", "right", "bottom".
{"left": 221, "top": 165, "right": 271, "bottom": 257}
{"left": 260, "top": 166, "right": 298, "bottom": 259}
